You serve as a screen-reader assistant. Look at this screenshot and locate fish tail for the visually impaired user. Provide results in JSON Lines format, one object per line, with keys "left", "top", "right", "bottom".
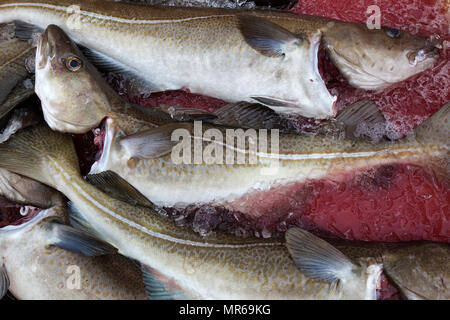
{"left": 413, "top": 101, "right": 449, "bottom": 180}
{"left": 0, "top": 124, "right": 80, "bottom": 188}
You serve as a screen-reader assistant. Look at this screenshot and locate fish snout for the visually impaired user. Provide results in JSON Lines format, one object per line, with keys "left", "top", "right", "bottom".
{"left": 407, "top": 36, "right": 441, "bottom": 65}
{"left": 36, "top": 29, "right": 49, "bottom": 69}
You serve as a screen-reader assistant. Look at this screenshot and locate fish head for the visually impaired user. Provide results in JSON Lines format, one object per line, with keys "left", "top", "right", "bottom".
{"left": 35, "top": 24, "right": 111, "bottom": 134}
{"left": 323, "top": 23, "right": 440, "bottom": 90}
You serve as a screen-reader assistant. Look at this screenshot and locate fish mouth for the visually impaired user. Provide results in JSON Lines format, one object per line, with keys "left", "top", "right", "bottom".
{"left": 407, "top": 36, "right": 441, "bottom": 65}
{"left": 41, "top": 100, "right": 101, "bottom": 133}
{"left": 0, "top": 206, "right": 42, "bottom": 230}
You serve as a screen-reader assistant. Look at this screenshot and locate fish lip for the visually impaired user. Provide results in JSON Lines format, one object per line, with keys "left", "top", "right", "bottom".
{"left": 408, "top": 36, "right": 441, "bottom": 65}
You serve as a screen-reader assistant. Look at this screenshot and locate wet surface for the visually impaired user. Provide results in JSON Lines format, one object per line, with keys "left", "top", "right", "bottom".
{"left": 0, "top": 0, "right": 448, "bottom": 301}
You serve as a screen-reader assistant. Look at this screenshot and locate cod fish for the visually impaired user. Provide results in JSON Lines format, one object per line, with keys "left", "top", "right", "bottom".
{"left": 93, "top": 104, "right": 449, "bottom": 222}
{"left": 0, "top": 124, "right": 448, "bottom": 299}
{"left": 0, "top": 205, "right": 147, "bottom": 300}
{"left": 0, "top": 0, "right": 440, "bottom": 119}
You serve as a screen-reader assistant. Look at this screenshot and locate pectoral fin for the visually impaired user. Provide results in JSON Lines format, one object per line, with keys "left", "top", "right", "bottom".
{"left": 13, "top": 20, "right": 43, "bottom": 41}
{"left": 212, "top": 101, "right": 290, "bottom": 131}
{"left": 285, "top": 228, "right": 357, "bottom": 283}
{"left": 47, "top": 221, "right": 117, "bottom": 257}
{"left": 238, "top": 15, "right": 304, "bottom": 57}
{"left": 141, "top": 264, "right": 186, "bottom": 300}
{"left": 335, "top": 99, "right": 386, "bottom": 140}
{"left": 0, "top": 264, "right": 9, "bottom": 299}
{"left": 119, "top": 123, "right": 192, "bottom": 159}
{"left": 85, "top": 171, "right": 165, "bottom": 215}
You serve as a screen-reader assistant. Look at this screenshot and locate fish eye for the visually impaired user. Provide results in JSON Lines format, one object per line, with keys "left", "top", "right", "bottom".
{"left": 65, "top": 56, "right": 83, "bottom": 72}
{"left": 385, "top": 28, "right": 400, "bottom": 38}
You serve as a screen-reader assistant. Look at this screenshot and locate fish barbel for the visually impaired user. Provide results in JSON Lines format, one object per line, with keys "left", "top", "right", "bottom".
{"left": 0, "top": 0, "right": 440, "bottom": 119}
{"left": 0, "top": 205, "right": 147, "bottom": 299}
{"left": 0, "top": 124, "right": 448, "bottom": 299}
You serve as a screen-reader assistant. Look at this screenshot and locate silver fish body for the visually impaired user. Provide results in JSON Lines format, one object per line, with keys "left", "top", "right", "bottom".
{"left": 0, "top": 0, "right": 440, "bottom": 119}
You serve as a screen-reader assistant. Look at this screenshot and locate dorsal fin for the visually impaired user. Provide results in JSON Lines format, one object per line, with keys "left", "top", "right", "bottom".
{"left": 212, "top": 101, "right": 297, "bottom": 133}
{"left": 13, "top": 20, "right": 43, "bottom": 42}
{"left": 413, "top": 101, "right": 449, "bottom": 146}
{"left": 238, "top": 15, "right": 304, "bottom": 57}
{"left": 79, "top": 46, "right": 164, "bottom": 93}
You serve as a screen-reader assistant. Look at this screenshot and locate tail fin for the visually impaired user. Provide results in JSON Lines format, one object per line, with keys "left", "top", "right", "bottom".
{"left": 413, "top": 102, "right": 449, "bottom": 179}
{"left": 0, "top": 124, "right": 79, "bottom": 188}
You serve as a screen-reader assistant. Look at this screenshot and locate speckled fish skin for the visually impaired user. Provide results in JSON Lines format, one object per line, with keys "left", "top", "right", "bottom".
{"left": 92, "top": 115, "right": 448, "bottom": 212}
{"left": 0, "top": 125, "right": 387, "bottom": 300}
{"left": 0, "top": 205, "right": 147, "bottom": 300}
{"left": 0, "top": 1, "right": 439, "bottom": 118}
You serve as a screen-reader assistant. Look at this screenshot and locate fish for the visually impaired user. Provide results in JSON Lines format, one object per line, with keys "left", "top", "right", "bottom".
{"left": 0, "top": 1, "right": 440, "bottom": 119}
{"left": 0, "top": 37, "right": 35, "bottom": 120}
{"left": 0, "top": 123, "right": 448, "bottom": 299}
{"left": 91, "top": 101, "right": 449, "bottom": 224}
{"left": 34, "top": 23, "right": 296, "bottom": 135}
{"left": 0, "top": 204, "right": 147, "bottom": 300}
{"left": 34, "top": 24, "right": 448, "bottom": 236}
{"left": 128, "top": 0, "right": 256, "bottom": 9}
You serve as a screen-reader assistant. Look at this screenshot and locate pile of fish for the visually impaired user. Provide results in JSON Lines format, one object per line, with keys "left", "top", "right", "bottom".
{"left": 0, "top": 0, "right": 448, "bottom": 300}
